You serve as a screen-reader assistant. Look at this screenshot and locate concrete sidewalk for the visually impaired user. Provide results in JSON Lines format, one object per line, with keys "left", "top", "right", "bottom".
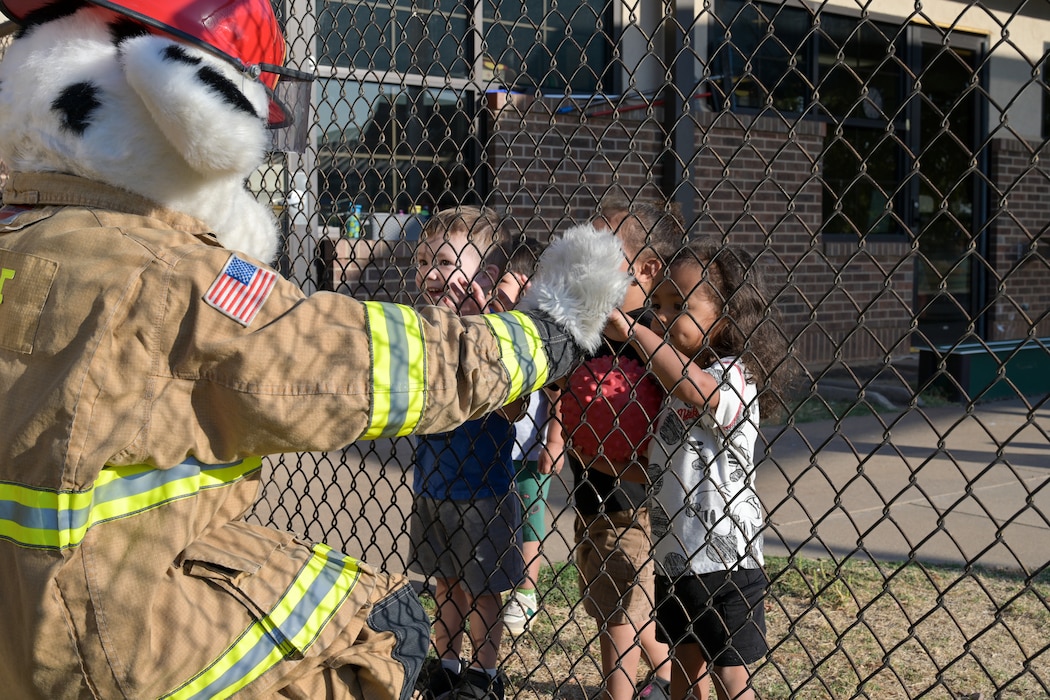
{"left": 541, "top": 398, "right": 1050, "bottom": 575}
{"left": 757, "top": 399, "right": 1050, "bottom": 574}
{"left": 254, "top": 398, "right": 1050, "bottom": 579}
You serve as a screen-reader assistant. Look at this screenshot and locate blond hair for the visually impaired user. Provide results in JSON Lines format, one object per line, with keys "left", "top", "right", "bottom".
{"left": 420, "top": 206, "right": 509, "bottom": 261}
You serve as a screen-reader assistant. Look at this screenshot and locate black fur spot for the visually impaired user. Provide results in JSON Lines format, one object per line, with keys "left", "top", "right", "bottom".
{"left": 162, "top": 45, "right": 202, "bottom": 67}
{"left": 160, "top": 45, "right": 258, "bottom": 119}
{"left": 52, "top": 82, "right": 101, "bottom": 135}
{"left": 15, "top": 0, "right": 86, "bottom": 39}
{"left": 195, "top": 66, "right": 260, "bottom": 119}
{"left": 109, "top": 18, "right": 150, "bottom": 46}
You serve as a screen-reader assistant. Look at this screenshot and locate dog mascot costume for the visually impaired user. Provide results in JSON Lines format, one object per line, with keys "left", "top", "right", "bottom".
{"left": 0, "top": 1, "right": 629, "bottom": 698}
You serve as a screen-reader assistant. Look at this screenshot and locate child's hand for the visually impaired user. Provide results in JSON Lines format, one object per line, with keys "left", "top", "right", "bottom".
{"left": 487, "top": 286, "right": 514, "bottom": 314}
{"left": 537, "top": 441, "right": 564, "bottom": 475}
{"left": 443, "top": 277, "right": 489, "bottom": 315}
{"left": 603, "top": 308, "right": 633, "bottom": 343}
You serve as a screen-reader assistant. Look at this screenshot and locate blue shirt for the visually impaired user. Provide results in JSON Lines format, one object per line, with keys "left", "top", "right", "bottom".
{"left": 413, "top": 414, "right": 516, "bottom": 499}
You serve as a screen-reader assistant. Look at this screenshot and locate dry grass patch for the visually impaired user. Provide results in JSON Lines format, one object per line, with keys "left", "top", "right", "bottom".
{"left": 755, "top": 558, "right": 1049, "bottom": 699}
{"left": 421, "top": 558, "right": 1050, "bottom": 699}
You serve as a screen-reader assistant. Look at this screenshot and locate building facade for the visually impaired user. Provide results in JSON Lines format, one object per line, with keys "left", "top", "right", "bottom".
{"left": 278, "top": 1, "right": 1050, "bottom": 370}
{"left": 3, "top": 3, "right": 1047, "bottom": 369}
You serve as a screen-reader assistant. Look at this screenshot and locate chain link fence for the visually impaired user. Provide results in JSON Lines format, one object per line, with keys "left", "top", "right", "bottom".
{"left": 242, "top": 1, "right": 1050, "bottom": 698}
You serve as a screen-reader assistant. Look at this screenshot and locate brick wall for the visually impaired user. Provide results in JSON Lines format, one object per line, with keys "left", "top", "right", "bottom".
{"left": 327, "top": 238, "right": 418, "bottom": 305}
{"left": 485, "top": 100, "right": 667, "bottom": 238}
{"left": 987, "top": 138, "right": 1050, "bottom": 341}
{"left": 327, "top": 102, "right": 1048, "bottom": 370}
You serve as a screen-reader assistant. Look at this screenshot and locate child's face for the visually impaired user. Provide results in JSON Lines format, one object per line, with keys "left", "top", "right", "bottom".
{"left": 651, "top": 263, "right": 722, "bottom": 357}
{"left": 413, "top": 232, "right": 484, "bottom": 306}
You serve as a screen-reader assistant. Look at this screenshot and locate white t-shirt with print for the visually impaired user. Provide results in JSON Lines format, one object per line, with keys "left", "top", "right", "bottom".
{"left": 647, "top": 358, "right": 764, "bottom": 576}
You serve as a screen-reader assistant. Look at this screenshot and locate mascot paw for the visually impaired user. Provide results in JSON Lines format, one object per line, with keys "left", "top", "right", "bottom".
{"left": 518, "top": 223, "right": 631, "bottom": 354}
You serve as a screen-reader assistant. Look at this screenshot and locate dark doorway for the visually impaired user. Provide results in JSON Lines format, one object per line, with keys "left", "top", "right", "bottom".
{"left": 908, "top": 28, "right": 988, "bottom": 348}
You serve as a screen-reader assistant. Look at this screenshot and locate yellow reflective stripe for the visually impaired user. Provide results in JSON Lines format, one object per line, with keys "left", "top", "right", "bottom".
{"left": 162, "top": 544, "right": 361, "bottom": 700}
{"left": 0, "top": 458, "right": 262, "bottom": 550}
{"left": 362, "top": 301, "right": 427, "bottom": 439}
{"left": 484, "top": 311, "right": 550, "bottom": 405}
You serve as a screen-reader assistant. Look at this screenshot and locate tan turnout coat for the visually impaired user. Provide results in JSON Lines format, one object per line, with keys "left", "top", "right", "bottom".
{"left": 0, "top": 173, "right": 548, "bottom": 699}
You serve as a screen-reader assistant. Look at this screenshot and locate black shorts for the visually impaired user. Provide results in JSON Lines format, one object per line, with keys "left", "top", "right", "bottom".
{"left": 654, "top": 568, "right": 768, "bottom": 666}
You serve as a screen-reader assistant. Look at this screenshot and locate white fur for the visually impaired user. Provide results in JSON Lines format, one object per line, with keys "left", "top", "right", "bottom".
{"left": 121, "top": 36, "right": 269, "bottom": 175}
{"left": 518, "top": 223, "right": 631, "bottom": 353}
{"left": 0, "top": 10, "right": 279, "bottom": 262}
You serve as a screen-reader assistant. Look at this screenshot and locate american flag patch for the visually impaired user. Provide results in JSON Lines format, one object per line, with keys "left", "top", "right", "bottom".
{"left": 0, "top": 205, "right": 31, "bottom": 225}
{"left": 204, "top": 255, "right": 277, "bottom": 327}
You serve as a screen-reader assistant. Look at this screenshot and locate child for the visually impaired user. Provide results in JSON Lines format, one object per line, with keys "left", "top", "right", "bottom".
{"left": 410, "top": 206, "right": 523, "bottom": 700}
{"left": 555, "top": 200, "right": 682, "bottom": 700}
{"left": 503, "top": 384, "right": 562, "bottom": 637}
{"left": 603, "top": 238, "right": 794, "bottom": 700}
{"left": 481, "top": 238, "right": 563, "bottom": 637}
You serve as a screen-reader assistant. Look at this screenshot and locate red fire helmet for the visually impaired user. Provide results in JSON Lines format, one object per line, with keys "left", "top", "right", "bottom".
{"left": 0, "top": 0, "right": 313, "bottom": 129}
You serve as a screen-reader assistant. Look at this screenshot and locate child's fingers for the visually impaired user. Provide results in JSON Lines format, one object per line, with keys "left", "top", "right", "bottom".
{"left": 492, "top": 287, "right": 514, "bottom": 313}
{"left": 538, "top": 449, "right": 553, "bottom": 474}
{"left": 456, "top": 280, "right": 486, "bottom": 315}
{"left": 446, "top": 278, "right": 477, "bottom": 313}
{"left": 604, "top": 309, "right": 631, "bottom": 341}
{"left": 469, "top": 281, "right": 488, "bottom": 308}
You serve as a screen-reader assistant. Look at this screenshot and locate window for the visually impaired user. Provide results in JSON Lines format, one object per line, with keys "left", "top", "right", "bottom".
{"left": 482, "top": 0, "right": 613, "bottom": 93}
{"left": 815, "top": 14, "right": 904, "bottom": 237}
{"left": 313, "top": 1, "right": 612, "bottom": 229}
{"left": 710, "top": 0, "right": 812, "bottom": 113}
{"left": 816, "top": 15, "right": 902, "bottom": 122}
{"left": 316, "top": 81, "right": 481, "bottom": 229}
{"left": 822, "top": 126, "right": 901, "bottom": 237}
{"left": 317, "top": 1, "right": 611, "bottom": 91}
{"left": 318, "top": 2, "right": 471, "bottom": 77}
{"left": 711, "top": 0, "right": 905, "bottom": 238}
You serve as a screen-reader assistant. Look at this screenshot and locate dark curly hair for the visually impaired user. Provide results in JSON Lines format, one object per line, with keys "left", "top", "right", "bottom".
{"left": 669, "top": 237, "right": 796, "bottom": 419}
{"left": 593, "top": 198, "right": 685, "bottom": 269}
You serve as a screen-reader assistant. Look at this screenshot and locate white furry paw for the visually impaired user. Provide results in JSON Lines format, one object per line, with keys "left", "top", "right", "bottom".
{"left": 518, "top": 223, "right": 631, "bottom": 353}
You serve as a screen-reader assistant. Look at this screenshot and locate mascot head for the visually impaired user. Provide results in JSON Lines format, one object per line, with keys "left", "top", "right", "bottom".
{"left": 0, "top": 0, "right": 311, "bottom": 262}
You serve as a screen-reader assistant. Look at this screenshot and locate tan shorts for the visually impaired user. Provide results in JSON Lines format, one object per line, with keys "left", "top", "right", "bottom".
{"left": 574, "top": 508, "right": 656, "bottom": 626}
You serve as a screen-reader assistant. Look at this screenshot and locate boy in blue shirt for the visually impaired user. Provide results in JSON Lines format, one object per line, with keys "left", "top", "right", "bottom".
{"left": 410, "top": 206, "right": 524, "bottom": 700}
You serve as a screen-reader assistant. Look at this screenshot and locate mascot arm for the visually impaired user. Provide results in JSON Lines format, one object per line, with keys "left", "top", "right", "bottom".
{"left": 154, "top": 224, "right": 627, "bottom": 460}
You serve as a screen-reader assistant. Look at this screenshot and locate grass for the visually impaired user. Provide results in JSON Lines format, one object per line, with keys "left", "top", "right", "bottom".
{"left": 420, "top": 558, "right": 1050, "bottom": 699}
{"left": 780, "top": 385, "right": 957, "bottom": 425}
{"left": 414, "top": 384, "right": 1039, "bottom": 697}
{"left": 756, "top": 557, "right": 1050, "bottom": 699}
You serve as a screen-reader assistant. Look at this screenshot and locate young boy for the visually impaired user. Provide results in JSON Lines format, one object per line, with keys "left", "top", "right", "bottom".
{"left": 554, "top": 200, "right": 684, "bottom": 700}
{"left": 410, "top": 206, "right": 523, "bottom": 700}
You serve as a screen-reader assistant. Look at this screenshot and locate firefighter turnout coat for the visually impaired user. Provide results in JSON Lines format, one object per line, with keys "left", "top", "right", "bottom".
{"left": 0, "top": 173, "right": 564, "bottom": 699}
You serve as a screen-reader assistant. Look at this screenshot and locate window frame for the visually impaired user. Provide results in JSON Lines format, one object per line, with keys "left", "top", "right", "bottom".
{"left": 710, "top": 1, "right": 930, "bottom": 243}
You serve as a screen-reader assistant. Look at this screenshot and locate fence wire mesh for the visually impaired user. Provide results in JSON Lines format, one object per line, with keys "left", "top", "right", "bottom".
{"left": 248, "top": 1, "right": 1048, "bottom": 698}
